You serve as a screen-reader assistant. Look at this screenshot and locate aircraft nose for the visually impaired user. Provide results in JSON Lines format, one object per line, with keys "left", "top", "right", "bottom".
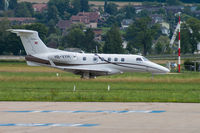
{"left": 159, "top": 66, "right": 170, "bottom": 73}
{"left": 148, "top": 62, "right": 170, "bottom": 74}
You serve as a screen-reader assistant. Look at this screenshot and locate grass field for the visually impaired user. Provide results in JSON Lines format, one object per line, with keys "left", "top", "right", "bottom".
{"left": 0, "top": 62, "right": 200, "bottom": 102}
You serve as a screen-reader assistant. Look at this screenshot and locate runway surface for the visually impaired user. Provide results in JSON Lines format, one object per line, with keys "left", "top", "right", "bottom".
{"left": 0, "top": 102, "right": 200, "bottom": 133}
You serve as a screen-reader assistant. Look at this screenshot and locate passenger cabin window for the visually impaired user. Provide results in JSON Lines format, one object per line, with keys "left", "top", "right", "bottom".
{"left": 83, "top": 57, "right": 87, "bottom": 61}
{"left": 93, "top": 57, "right": 98, "bottom": 62}
{"left": 121, "top": 58, "right": 125, "bottom": 62}
{"left": 108, "top": 57, "right": 111, "bottom": 62}
{"left": 136, "top": 58, "right": 142, "bottom": 62}
{"left": 114, "top": 58, "right": 118, "bottom": 62}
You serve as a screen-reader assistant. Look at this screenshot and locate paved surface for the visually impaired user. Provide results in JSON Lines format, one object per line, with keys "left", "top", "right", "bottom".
{"left": 0, "top": 56, "right": 24, "bottom": 60}
{"left": 0, "top": 102, "right": 200, "bottom": 133}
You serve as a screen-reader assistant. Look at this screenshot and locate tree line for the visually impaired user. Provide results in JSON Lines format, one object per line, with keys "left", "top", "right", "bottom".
{"left": 92, "top": 0, "right": 200, "bottom": 3}
{"left": 1, "top": 0, "right": 200, "bottom": 56}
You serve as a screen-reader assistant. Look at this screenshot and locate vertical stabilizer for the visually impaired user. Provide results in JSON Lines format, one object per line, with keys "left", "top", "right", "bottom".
{"left": 8, "top": 29, "right": 48, "bottom": 55}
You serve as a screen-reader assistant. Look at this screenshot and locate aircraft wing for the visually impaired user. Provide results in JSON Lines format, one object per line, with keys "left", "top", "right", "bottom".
{"left": 48, "top": 58, "right": 121, "bottom": 77}
{"left": 54, "top": 65, "right": 120, "bottom": 76}
{"left": 57, "top": 66, "right": 110, "bottom": 73}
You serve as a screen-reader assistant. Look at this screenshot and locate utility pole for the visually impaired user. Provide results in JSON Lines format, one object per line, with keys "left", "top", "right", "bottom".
{"left": 178, "top": 12, "right": 181, "bottom": 73}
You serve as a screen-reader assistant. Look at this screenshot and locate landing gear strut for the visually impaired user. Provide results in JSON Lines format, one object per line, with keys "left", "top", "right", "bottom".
{"left": 81, "top": 72, "right": 96, "bottom": 79}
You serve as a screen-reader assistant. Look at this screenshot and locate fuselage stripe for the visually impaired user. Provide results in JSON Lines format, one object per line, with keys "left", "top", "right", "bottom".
{"left": 25, "top": 55, "right": 163, "bottom": 72}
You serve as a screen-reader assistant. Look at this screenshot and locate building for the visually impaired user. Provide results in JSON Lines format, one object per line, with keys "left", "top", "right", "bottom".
{"left": 165, "top": 6, "right": 184, "bottom": 14}
{"left": 56, "top": 20, "right": 72, "bottom": 32}
{"left": 32, "top": 3, "right": 47, "bottom": 12}
{"left": 160, "top": 22, "right": 170, "bottom": 36}
{"left": 121, "top": 19, "right": 133, "bottom": 29}
{"left": 93, "top": 29, "right": 102, "bottom": 41}
{"left": 150, "top": 14, "right": 164, "bottom": 24}
{"left": 57, "top": 12, "right": 100, "bottom": 31}
{"left": 70, "top": 12, "right": 100, "bottom": 28}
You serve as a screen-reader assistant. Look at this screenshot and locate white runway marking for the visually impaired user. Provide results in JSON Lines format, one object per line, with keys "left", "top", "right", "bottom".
{"left": 0, "top": 123, "right": 99, "bottom": 127}
{"left": 3, "top": 110, "right": 166, "bottom": 113}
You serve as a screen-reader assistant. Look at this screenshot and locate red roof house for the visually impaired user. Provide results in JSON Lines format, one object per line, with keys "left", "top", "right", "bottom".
{"left": 32, "top": 4, "right": 47, "bottom": 12}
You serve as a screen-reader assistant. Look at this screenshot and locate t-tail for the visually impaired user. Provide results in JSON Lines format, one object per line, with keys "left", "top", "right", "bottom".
{"left": 8, "top": 29, "right": 49, "bottom": 55}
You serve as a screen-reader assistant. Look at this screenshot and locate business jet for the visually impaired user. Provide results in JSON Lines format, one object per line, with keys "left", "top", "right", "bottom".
{"left": 8, "top": 29, "right": 169, "bottom": 78}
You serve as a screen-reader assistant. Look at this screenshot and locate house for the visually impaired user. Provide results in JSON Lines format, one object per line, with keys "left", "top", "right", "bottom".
{"left": 57, "top": 12, "right": 100, "bottom": 32}
{"left": 134, "top": 5, "right": 160, "bottom": 14}
{"left": 194, "top": 10, "right": 200, "bottom": 17}
{"left": 0, "top": 17, "right": 36, "bottom": 25}
{"left": 56, "top": 20, "right": 72, "bottom": 31}
{"left": 122, "top": 41, "right": 128, "bottom": 49}
{"left": 93, "top": 29, "right": 102, "bottom": 41}
{"left": 160, "top": 22, "right": 170, "bottom": 36}
{"left": 150, "top": 14, "right": 164, "bottom": 24}
{"left": 70, "top": 12, "right": 100, "bottom": 28}
{"left": 121, "top": 19, "right": 133, "bottom": 29}
{"left": 32, "top": 4, "right": 47, "bottom": 13}
{"left": 165, "top": 6, "right": 184, "bottom": 14}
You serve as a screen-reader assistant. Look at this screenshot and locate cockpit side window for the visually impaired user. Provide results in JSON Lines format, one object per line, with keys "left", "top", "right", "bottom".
{"left": 136, "top": 58, "right": 143, "bottom": 62}
{"left": 142, "top": 57, "right": 149, "bottom": 61}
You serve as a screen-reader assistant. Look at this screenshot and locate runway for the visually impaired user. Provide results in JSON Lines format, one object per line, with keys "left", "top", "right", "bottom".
{"left": 0, "top": 102, "right": 200, "bottom": 133}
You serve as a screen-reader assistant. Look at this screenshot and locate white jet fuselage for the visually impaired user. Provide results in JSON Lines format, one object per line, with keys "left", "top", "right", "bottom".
{"left": 26, "top": 51, "right": 169, "bottom": 78}
{"left": 9, "top": 29, "right": 169, "bottom": 78}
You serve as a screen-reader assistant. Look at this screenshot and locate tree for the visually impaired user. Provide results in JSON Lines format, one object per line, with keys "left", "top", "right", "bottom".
{"left": 83, "top": 28, "right": 100, "bottom": 52}
{"left": 103, "top": 25, "right": 124, "bottom": 54}
{"left": 47, "top": 19, "right": 57, "bottom": 35}
{"left": 104, "top": 0, "right": 107, "bottom": 12}
{"left": 72, "top": 0, "right": 81, "bottom": 14}
{"left": 166, "top": 0, "right": 181, "bottom": 5}
{"left": 62, "top": 24, "right": 101, "bottom": 51}
{"left": 125, "top": 17, "right": 160, "bottom": 55}
{"left": 9, "top": 0, "right": 17, "bottom": 10}
{"left": 0, "top": 19, "right": 10, "bottom": 54}
{"left": 121, "top": 4, "right": 136, "bottom": 19}
{"left": 105, "top": 16, "right": 118, "bottom": 26}
{"left": 6, "top": 33, "right": 23, "bottom": 55}
{"left": 64, "top": 28, "right": 85, "bottom": 48}
{"left": 5, "top": 23, "right": 48, "bottom": 55}
{"left": 80, "top": 0, "right": 89, "bottom": 12}
{"left": 0, "top": 0, "right": 17, "bottom": 10}
{"left": 180, "top": 23, "right": 192, "bottom": 53}
{"left": 182, "top": 18, "right": 200, "bottom": 53}
{"left": 137, "top": 9, "right": 149, "bottom": 18}
{"left": 0, "top": 0, "right": 5, "bottom": 10}
{"left": 68, "top": 23, "right": 85, "bottom": 31}
{"left": 25, "top": 23, "right": 48, "bottom": 42}
{"left": 154, "top": 36, "right": 171, "bottom": 54}
{"left": 48, "top": 0, "right": 70, "bottom": 19}
{"left": 47, "top": 5, "right": 59, "bottom": 23}
{"left": 46, "top": 33, "right": 61, "bottom": 48}
{"left": 15, "top": 2, "right": 33, "bottom": 17}
{"left": 105, "top": 2, "right": 118, "bottom": 15}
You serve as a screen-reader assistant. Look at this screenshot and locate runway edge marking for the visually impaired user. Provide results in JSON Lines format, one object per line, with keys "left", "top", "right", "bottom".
{"left": 3, "top": 110, "right": 166, "bottom": 113}
{"left": 0, "top": 123, "right": 99, "bottom": 127}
